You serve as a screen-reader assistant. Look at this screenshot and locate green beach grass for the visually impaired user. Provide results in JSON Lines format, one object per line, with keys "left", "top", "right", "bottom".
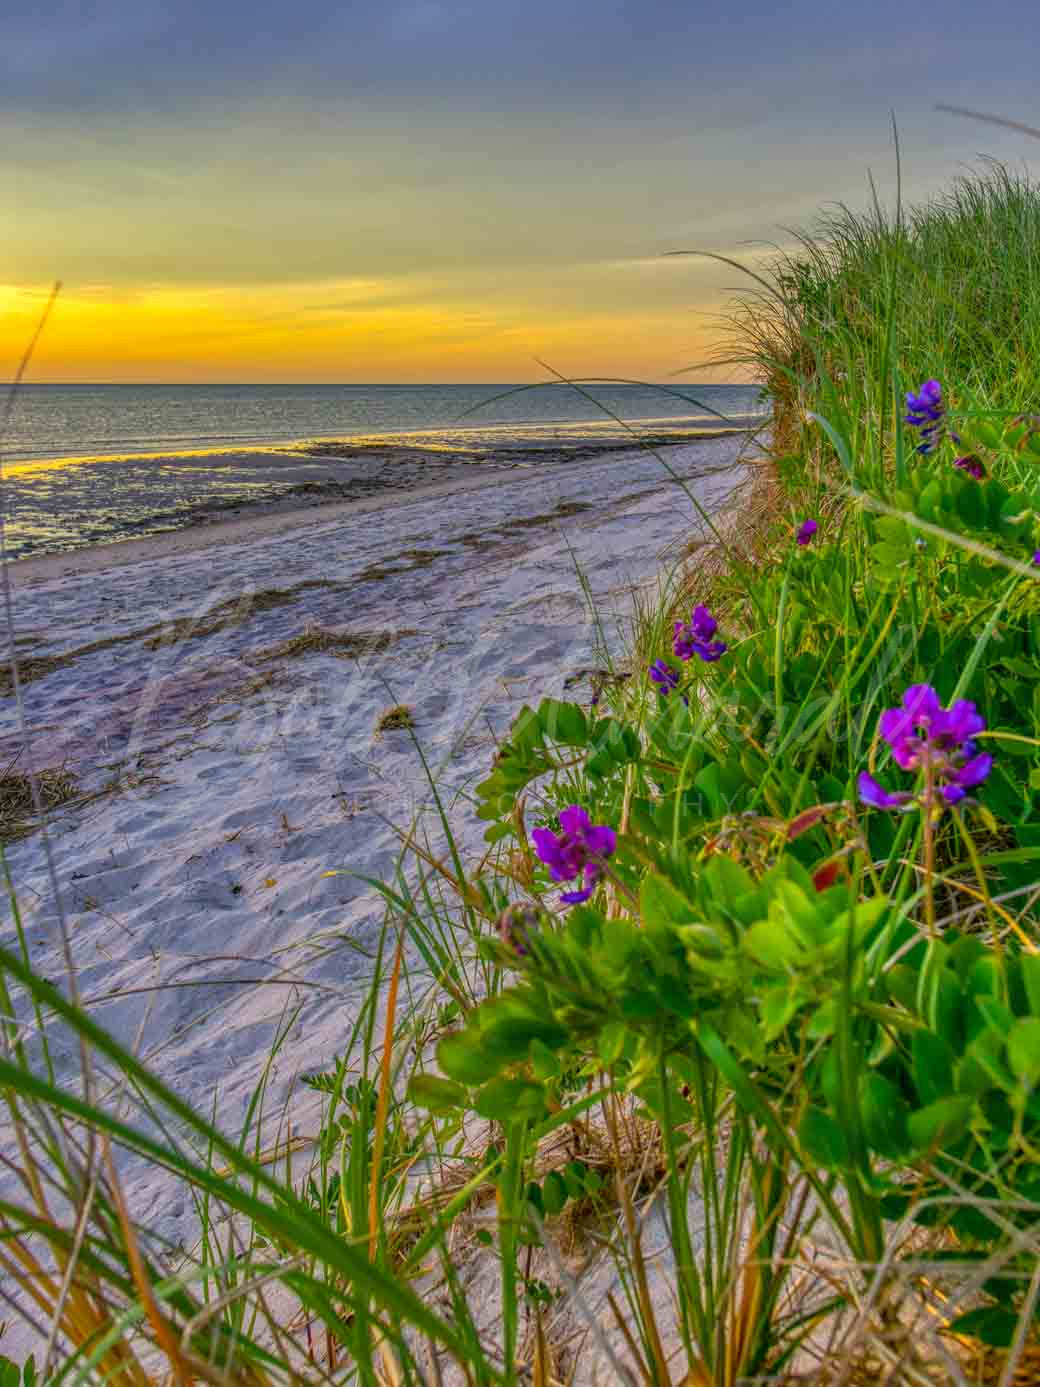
{"left": 2, "top": 157, "right": 1040, "bottom": 1385}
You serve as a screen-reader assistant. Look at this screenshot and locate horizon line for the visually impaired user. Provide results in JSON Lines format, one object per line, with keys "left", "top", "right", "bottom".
{"left": 5, "top": 378, "right": 750, "bottom": 389}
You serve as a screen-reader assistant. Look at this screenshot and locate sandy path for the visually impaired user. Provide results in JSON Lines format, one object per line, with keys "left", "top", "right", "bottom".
{"left": 0, "top": 434, "right": 750, "bottom": 1270}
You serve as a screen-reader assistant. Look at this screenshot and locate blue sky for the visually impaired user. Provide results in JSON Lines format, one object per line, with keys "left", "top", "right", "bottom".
{"left": 5, "top": 0, "right": 1039, "bottom": 379}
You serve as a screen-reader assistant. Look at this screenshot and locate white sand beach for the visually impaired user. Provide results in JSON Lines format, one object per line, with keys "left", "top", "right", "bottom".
{"left": 0, "top": 434, "right": 753, "bottom": 1285}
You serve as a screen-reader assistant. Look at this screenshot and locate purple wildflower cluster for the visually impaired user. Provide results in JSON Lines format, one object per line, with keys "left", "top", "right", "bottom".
{"left": 531, "top": 804, "right": 616, "bottom": 906}
{"left": 905, "top": 379, "right": 948, "bottom": 455}
{"left": 796, "top": 519, "right": 818, "bottom": 546}
{"left": 673, "top": 605, "right": 727, "bottom": 663}
{"left": 858, "top": 684, "right": 992, "bottom": 812}
{"left": 649, "top": 659, "right": 680, "bottom": 696}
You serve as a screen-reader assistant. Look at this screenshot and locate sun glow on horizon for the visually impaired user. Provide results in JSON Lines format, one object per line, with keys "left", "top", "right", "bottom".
{"left": 0, "top": 268, "right": 758, "bottom": 386}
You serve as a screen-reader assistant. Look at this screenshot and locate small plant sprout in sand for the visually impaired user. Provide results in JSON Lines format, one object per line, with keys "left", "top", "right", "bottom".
{"left": 374, "top": 702, "right": 415, "bottom": 737}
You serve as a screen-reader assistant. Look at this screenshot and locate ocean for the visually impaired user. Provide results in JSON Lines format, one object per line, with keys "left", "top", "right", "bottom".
{"left": 0, "top": 382, "right": 768, "bottom": 558}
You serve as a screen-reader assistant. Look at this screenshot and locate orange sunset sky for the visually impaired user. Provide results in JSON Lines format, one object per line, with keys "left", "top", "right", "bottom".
{"left": 5, "top": 0, "right": 1039, "bottom": 383}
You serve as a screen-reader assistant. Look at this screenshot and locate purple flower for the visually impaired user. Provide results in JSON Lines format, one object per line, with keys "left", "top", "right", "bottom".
{"left": 953, "top": 455, "right": 985, "bottom": 481}
{"left": 796, "top": 519, "right": 818, "bottom": 546}
{"left": 904, "top": 379, "right": 958, "bottom": 454}
{"left": 904, "top": 379, "right": 943, "bottom": 427}
{"left": 1033, "top": 551, "right": 1040, "bottom": 567}
{"left": 857, "top": 773, "right": 915, "bottom": 812}
{"left": 861, "top": 684, "right": 993, "bottom": 810}
{"left": 531, "top": 804, "right": 616, "bottom": 906}
{"left": 673, "top": 605, "right": 728, "bottom": 663}
{"left": 649, "top": 659, "right": 680, "bottom": 695}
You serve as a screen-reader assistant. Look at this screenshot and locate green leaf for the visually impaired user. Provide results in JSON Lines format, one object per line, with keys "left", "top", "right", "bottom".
{"left": 907, "top": 1095, "right": 974, "bottom": 1151}
{"left": 437, "top": 1030, "right": 502, "bottom": 1085}
{"left": 681, "top": 924, "right": 727, "bottom": 965}
{"left": 1007, "top": 1017, "right": 1040, "bottom": 1083}
{"left": 761, "top": 985, "right": 804, "bottom": 1038}
{"left": 510, "top": 705, "right": 543, "bottom": 754}
{"left": 962, "top": 1029, "right": 1015, "bottom": 1094}
{"left": 407, "top": 1073, "right": 468, "bottom": 1112}
{"left": 620, "top": 991, "right": 662, "bottom": 1021}
{"left": 976, "top": 995, "right": 1016, "bottom": 1038}
{"left": 1021, "top": 954, "right": 1040, "bottom": 1019}
{"left": 563, "top": 1160, "right": 590, "bottom": 1198}
{"left": 806, "top": 999, "right": 838, "bottom": 1039}
{"left": 542, "top": 1170, "right": 568, "bottom": 1216}
{"left": 768, "top": 879, "right": 822, "bottom": 950}
{"left": 870, "top": 540, "right": 910, "bottom": 576}
{"left": 474, "top": 1077, "right": 546, "bottom": 1122}
{"left": 859, "top": 1073, "right": 910, "bottom": 1159}
{"left": 723, "top": 1006, "right": 767, "bottom": 1062}
{"left": 916, "top": 479, "right": 943, "bottom": 520}
{"left": 798, "top": 1106, "right": 849, "bottom": 1169}
{"left": 693, "top": 762, "right": 723, "bottom": 816}
{"left": 530, "top": 1038, "right": 561, "bottom": 1080}
{"left": 912, "top": 1030, "right": 956, "bottom": 1106}
{"left": 639, "top": 872, "right": 697, "bottom": 930}
{"left": 481, "top": 1016, "right": 569, "bottom": 1061}
{"left": 744, "top": 918, "right": 803, "bottom": 969}
{"left": 947, "top": 1306, "right": 1019, "bottom": 1348}
{"left": 656, "top": 973, "right": 698, "bottom": 1018}
{"left": 537, "top": 698, "right": 588, "bottom": 746}
{"left": 703, "top": 855, "right": 755, "bottom": 902}
{"left": 597, "top": 1022, "right": 626, "bottom": 1065}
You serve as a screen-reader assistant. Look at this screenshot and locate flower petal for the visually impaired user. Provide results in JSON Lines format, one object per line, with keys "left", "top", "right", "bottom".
{"left": 902, "top": 684, "right": 942, "bottom": 725}
{"left": 583, "top": 826, "right": 616, "bottom": 858}
{"left": 942, "top": 699, "right": 986, "bottom": 743}
{"left": 858, "top": 772, "right": 913, "bottom": 811}
{"left": 530, "top": 827, "right": 558, "bottom": 861}
{"left": 558, "top": 804, "right": 591, "bottom": 837}
{"left": 531, "top": 828, "right": 569, "bottom": 880}
{"left": 690, "top": 604, "right": 717, "bottom": 635}
{"left": 953, "top": 751, "right": 993, "bottom": 788}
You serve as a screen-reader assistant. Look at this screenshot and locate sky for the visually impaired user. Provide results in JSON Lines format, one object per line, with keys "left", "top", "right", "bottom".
{"left": 5, "top": 0, "right": 1040, "bottom": 383}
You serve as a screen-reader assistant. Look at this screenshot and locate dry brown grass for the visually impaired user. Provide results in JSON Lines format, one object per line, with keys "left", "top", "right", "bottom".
{"left": 142, "top": 582, "right": 343, "bottom": 650}
{"left": 374, "top": 703, "right": 415, "bottom": 736}
{"left": 357, "top": 549, "right": 451, "bottom": 582}
{"left": 0, "top": 766, "right": 78, "bottom": 841}
{"left": 0, "top": 580, "right": 349, "bottom": 694}
{"left": 258, "top": 626, "right": 407, "bottom": 663}
{"left": 673, "top": 455, "right": 782, "bottom": 622}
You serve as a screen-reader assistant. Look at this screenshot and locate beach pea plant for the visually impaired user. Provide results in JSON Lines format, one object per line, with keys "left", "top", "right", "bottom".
{"left": 413, "top": 178, "right": 1040, "bottom": 1377}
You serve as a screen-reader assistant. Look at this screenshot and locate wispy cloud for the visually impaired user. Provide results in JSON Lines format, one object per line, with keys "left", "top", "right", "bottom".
{"left": 3, "top": 0, "right": 1038, "bottom": 378}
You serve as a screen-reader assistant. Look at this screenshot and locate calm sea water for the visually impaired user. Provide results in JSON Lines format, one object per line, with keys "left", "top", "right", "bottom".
{"left": 3, "top": 382, "right": 766, "bottom": 463}
{"left": 0, "top": 383, "right": 768, "bottom": 558}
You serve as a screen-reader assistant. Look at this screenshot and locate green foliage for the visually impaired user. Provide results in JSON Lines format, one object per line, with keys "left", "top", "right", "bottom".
{"left": 0, "top": 1357, "right": 36, "bottom": 1387}
{"left": 408, "top": 161, "right": 1040, "bottom": 1376}
{"left": 475, "top": 696, "right": 640, "bottom": 839}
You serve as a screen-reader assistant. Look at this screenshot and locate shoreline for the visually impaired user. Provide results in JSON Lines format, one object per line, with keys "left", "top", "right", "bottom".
{"left": 5, "top": 419, "right": 765, "bottom": 470}
{"left": 10, "top": 428, "right": 755, "bottom": 585}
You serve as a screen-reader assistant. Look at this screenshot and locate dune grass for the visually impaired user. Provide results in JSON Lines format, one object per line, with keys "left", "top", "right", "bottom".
{"left": 2, "top": 157, "right": 1040, "bottom": 1384}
